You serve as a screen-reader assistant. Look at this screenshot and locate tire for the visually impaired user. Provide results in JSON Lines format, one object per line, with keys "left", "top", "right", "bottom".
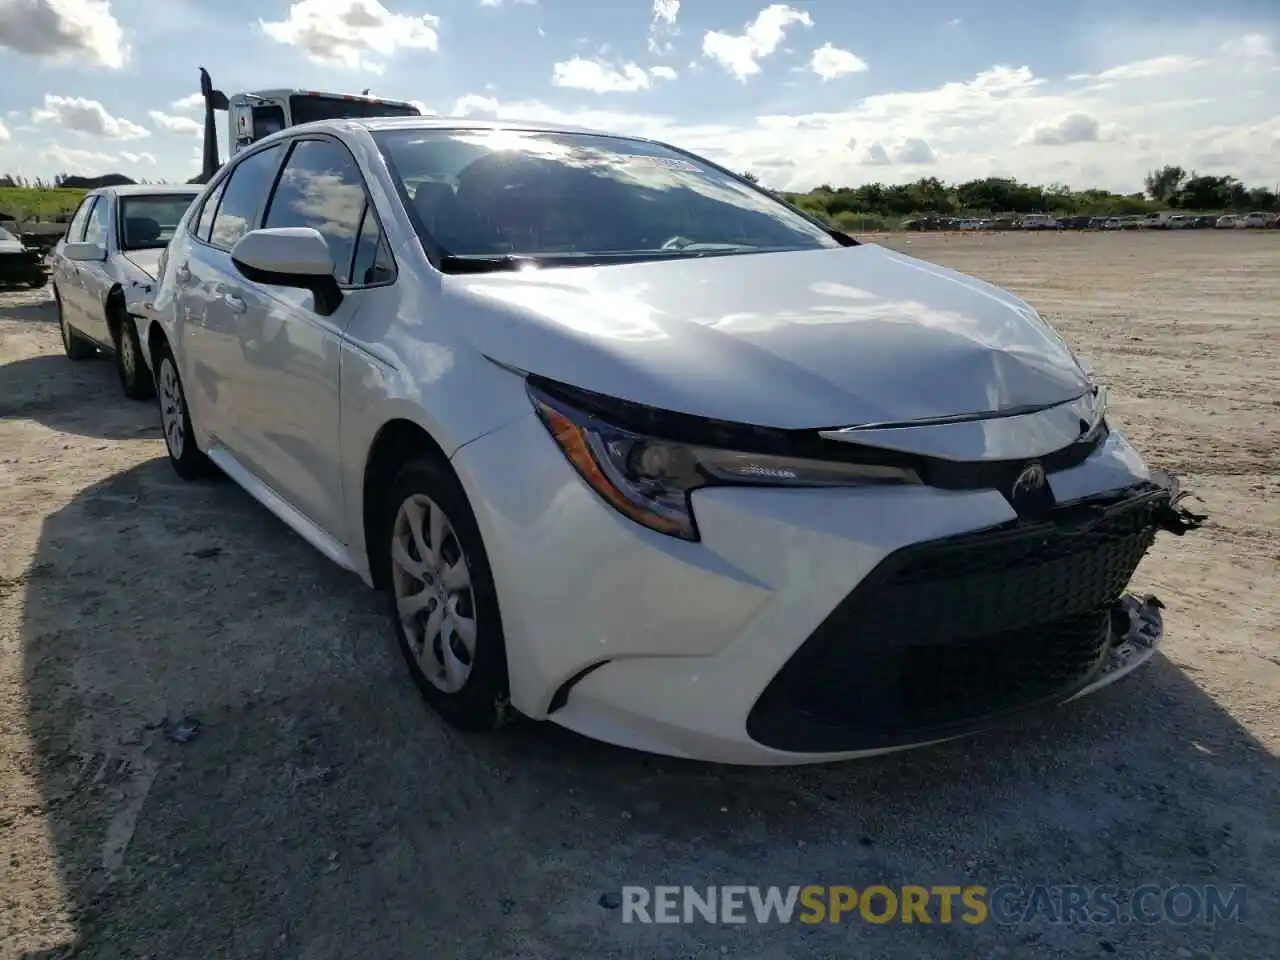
{"left": 154, "top": 341, "right": 211, "bottom": 480}
{"left": 27, "top": 274, "right": 48, "bottom": 290}
{"left": 55, "top": 286, "right": 96, "bottom": 361}
{"left": 383, "top": 456, "right": 512, "bottom": 731}
{"left": 112, "top": 309, "right": 155, "bottom": 401}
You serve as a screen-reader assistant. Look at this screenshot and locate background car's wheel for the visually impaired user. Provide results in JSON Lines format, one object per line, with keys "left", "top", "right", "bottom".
{"left": 154, "top": 342, "right": 211, "bottom": 480}
{"left": 54, "top": 286, "right": 96, "bottom": 361}
{"left": 27, "top": 274, "right": 48, "bottom": 289}
{"left": 112, "top": 312, "right": 155, "bottom": 401}
{"left": 385, "top": 456, "right": 512, "bottom": 731}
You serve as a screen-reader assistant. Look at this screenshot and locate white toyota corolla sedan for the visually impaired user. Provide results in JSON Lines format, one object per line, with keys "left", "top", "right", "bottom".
{"left": 144, "top": 117, "right": 1205, "bottom": 765}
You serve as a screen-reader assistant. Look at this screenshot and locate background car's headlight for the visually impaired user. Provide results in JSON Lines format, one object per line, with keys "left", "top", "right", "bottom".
{"left": 529, "top": 384, "right": 920, "bottom": 541}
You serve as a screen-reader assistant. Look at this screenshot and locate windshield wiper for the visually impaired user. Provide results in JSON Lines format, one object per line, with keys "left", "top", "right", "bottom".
{"left": 438, "top": 254, "right": 540, "bottom": 274}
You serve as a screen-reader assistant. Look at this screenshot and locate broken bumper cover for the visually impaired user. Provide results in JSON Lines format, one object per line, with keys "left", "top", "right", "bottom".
{"left": 744, "top": 469, "right": 1207, "bottom": 756}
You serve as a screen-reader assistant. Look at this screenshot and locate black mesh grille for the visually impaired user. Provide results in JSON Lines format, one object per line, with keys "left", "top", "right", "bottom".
{"left": 746, "top": 492, "right": 1164, "bottom": 753}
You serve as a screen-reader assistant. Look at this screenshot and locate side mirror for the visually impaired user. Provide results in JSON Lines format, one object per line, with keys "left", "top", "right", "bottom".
{"left": 230, "top": 227, "right": 343, "bottom": 316}
{"left": 64, "top": 241, "right": 107, "bottom": 262}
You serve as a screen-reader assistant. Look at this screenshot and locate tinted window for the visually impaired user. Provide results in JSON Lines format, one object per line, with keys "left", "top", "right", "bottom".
{"left": 82, "top": 197, "right": 108, "bottom": 246}
{"left": 66, "top": 197, "right": 95, "bottom": 241}
{"left": 349, "top": 205, "right": 395, "bottom": 286}
{"left": 253, "top": 105, "right": 286, "bottom": 140}
{"left": 289, "top": 95, "right": 419, "bottom": 125}
{"left": 209, "top": 144, "right": 283, "bottom": 250}
{"left": 263, "top": 139, "right": 367, "bottom": 281}
{"left": 194, "top": 179, "right": 226, "bottom": 242}
{"left": 374, "top": 129, "right": 839, "bottom": 265}
{"left": 119, "top": 194, "right": 199, "bottom": 250}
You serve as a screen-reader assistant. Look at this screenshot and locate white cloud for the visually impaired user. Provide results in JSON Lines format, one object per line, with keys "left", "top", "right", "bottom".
{"left": 809, "top": 43, "right": 868, "bottom": 81}
{"left": 1029, "top": 112, "right": 1102, "bottom": 146}
{"left": 552, "top": 57, "right": 653, "bottom": 93}
{"left": 170, "top": 93, "right": 205, "bottom": 114}
{"left": 0, "top": 119, "right": 8, "bottom": 143}
{"left": 649, "top": 0, "right": 679, "bottom": 54}
{"left": 43, "top": 142, "right": 155, "bottom": 172}
{"left": 894, "top": 138, "right": 936, "bottom": 164}
{"left": 1219, "top": 33, "right": 1273, "bottom": 60}
{"left": 702, "top": 3, "right": 812, "bottom": 81}
{"left": 864, "top": 143, "right": 890, "bottom": 165}
{"left": 32, "top": 95, "right": 148, "bottom": 140}
{"left": 0, "top": 0, "right": 128, "bottom": 69}
{"left": 1071, "top": 54, "right": 1204, "bottom": 84}
{"left": 452, "top": 94, "right": 500, "bottom": 116}
{"left": 649, "top": 65, "right": 678, "bottom": 81}
{"left": 259, "top": 0, "right": 440, "bottom": 73}
{"left": 478, "top": 0, "right": 535, "bottom": 6}
{"left": 148, "top": 110, "right": 202, "bottom": 136}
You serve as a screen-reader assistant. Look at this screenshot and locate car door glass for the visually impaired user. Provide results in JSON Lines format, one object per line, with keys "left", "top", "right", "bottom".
{"left": 195, "top": 180, "right": 227, "bottom": 242}
{"left": 349, "top": 204, "right": 395, "bottom": 287}
{"left": 66, "top": 197, "right": 95, "bottom": 241}
{"left": 82, "top": 198, "right": 108, "bottom": 246}
{"left": 262, "top": 139, "right": 367, "bottom": 282}
{"left": 209, "top": 144, "right": 283, "bottom": 251}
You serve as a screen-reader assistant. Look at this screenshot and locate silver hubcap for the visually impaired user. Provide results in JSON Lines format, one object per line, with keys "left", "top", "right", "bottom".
{"left": 158, "top": 358, "right": 185, "bottom": 458}
{"left": 120, "top": 329, "right": 136, "bottom": 377}
{"left": 390, "top": 494, "right": 477, "bottom": 694}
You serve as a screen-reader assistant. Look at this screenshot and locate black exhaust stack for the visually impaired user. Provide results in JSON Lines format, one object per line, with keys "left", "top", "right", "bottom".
{"left": 194, "top": 67, "right": 229, "bottom": 185}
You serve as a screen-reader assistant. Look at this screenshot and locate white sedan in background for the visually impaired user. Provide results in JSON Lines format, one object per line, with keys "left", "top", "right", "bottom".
{"left": 145, "top": 117, "right": 1205, "bottom": 765}
{"left": 50, "top": 184, "right": 201, "bottom": 398}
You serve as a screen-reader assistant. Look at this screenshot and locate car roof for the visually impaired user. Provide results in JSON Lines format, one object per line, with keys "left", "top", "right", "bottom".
{"left": 89, "top": 184, "right": 204, "bottom": 198}
{"left": 304, "top": 115, "right": 631, "bottom": 140}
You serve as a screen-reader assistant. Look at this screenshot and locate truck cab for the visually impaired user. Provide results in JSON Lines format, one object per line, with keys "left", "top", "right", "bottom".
{"left": 196, "top": 68, "right": 422, "bottom": 182}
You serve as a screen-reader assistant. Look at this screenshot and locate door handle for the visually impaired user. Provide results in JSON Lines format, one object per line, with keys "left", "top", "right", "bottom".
{"left": 223, "top": 294, "right": 246, "bottom": 314}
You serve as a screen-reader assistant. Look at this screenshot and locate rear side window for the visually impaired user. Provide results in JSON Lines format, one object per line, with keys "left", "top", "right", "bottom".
{"left": 194, "top": 180, "right": 226, "bottom": 242}
{"left": 209, "top": 144, "right": 283, "bottom": 250}
{"left": 82, "top": 197, "right": 108, "bottom": 246}
{"left": 262, "top": 139, "right": 368, "bottom": 282}
{"left": 66, "top": 197, "right": 96, "bottom": 241}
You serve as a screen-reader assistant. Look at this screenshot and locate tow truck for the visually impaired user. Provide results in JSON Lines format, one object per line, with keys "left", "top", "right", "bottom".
{"left": 195, "top": 67, "right": 422, "bottom": 183}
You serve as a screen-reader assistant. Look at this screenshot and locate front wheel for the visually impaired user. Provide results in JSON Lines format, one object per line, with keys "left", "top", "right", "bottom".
{"left": 384, "top": 457, "right": 512, "bottom": 731}
{"left": 154, "top": 342, "right": 211, "bottom": 480}
{"left": 113, "top": 314, "right": 155, "bottom": 400}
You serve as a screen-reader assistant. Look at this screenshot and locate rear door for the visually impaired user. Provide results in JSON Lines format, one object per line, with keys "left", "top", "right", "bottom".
{"left": 232, "top": 135, "right": 393, "bottom": 539}
{"left": 74, "top": 191, "right": 118, "bottom": 345}
{"left": 178, "top": 144, "right": 285, "bottom": 450}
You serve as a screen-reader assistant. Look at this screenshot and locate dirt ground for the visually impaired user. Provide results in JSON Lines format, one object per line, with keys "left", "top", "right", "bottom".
{"left": 1, "top": 231, "right": 1276, "bottom": 960}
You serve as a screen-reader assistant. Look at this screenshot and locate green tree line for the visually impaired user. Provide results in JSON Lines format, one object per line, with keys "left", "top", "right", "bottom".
{"left": 761, "top": 165, "right": 1279, "bottom": 231}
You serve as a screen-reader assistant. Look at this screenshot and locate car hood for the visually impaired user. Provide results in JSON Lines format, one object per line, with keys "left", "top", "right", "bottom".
{"left": 122, "top": 249, "right": 162, "bottom": 280}
{"left": 445, "top": 243, "right": 1091, "bottom": 428}
{"left": 0, "top": 239, "right": 26, "bottom": 255}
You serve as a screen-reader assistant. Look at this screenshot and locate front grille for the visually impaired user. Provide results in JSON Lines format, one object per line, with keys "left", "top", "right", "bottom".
{"left": 746, "top": 491, "right": 1165, "bottom": 753}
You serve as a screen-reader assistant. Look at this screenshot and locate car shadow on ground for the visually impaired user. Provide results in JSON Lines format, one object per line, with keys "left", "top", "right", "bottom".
{"left": 0, "top": 352, "right": 156, "bottom": 442}
{"left": 15, "top": 461, "right": 1277, "bottom": 959}
{"left": 0, "top": 299, "right": 57, "bottom": 325}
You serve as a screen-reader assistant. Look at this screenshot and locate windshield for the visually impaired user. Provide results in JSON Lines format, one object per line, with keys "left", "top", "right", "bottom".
{"left": 374, "top": 128, "right": 841, "bottom": 268}
{"left": 119, "top": 195, "right": 199, "bottom": 250}
{"left": 289, "top": 95, "right": 420, "bottom": 126}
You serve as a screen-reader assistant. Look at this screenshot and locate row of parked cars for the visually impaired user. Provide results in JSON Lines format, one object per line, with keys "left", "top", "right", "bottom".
{"left": 903, "top": 211, "right": 1278, "bottom": 231}
{"left": 41, "top": 116, "right": 1206, "bottom": 765}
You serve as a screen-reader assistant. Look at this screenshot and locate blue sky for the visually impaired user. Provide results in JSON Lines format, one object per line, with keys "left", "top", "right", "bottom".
{"left": 1, "top": 1, "right": 1277, "bottom": 192}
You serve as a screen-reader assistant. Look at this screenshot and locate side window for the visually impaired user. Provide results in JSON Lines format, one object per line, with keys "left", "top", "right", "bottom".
{"left": 349, "top": 204, "right": 395, "bottom": 287}
{"left": 209, "top": 144, "right": 283, "bottom": 251}
{"left": 262, "top": 139, "right": 368, "bottom": 282}
{"left": 82, "top": 197, "right": 108, "bottom": 246}
{"left": 66, "top": 196, "right": 96, "bottom": 241}
{"left": 194, "top": 179, "right": 226, "bottom": 243}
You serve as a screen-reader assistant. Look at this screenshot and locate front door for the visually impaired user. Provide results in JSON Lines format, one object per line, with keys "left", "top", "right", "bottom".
{"left": 229, "top": 136, "right": 392, "bottom": 541}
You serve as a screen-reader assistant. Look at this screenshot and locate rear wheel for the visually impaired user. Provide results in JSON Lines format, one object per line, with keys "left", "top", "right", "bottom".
{"left": 384, "top": 457, "right": 512, "bottom": 731}
{"left": 155, "top": 342, "right": 211, "bottom": 480}
{"left": 55, "top": 286, "right": 96, "bottom": 361}
{"left": 112, "top": 310, "right": 154, "bottom": 400}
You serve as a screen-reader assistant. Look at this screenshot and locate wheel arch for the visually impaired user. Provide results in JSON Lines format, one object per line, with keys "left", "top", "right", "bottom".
{"left": 360, "top": 417, "right": 457, "bottom": 591}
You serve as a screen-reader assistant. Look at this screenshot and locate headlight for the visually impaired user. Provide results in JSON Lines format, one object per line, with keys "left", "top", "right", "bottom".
{"left": 528, "top": 384, "right": 920, "bottom": 541}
